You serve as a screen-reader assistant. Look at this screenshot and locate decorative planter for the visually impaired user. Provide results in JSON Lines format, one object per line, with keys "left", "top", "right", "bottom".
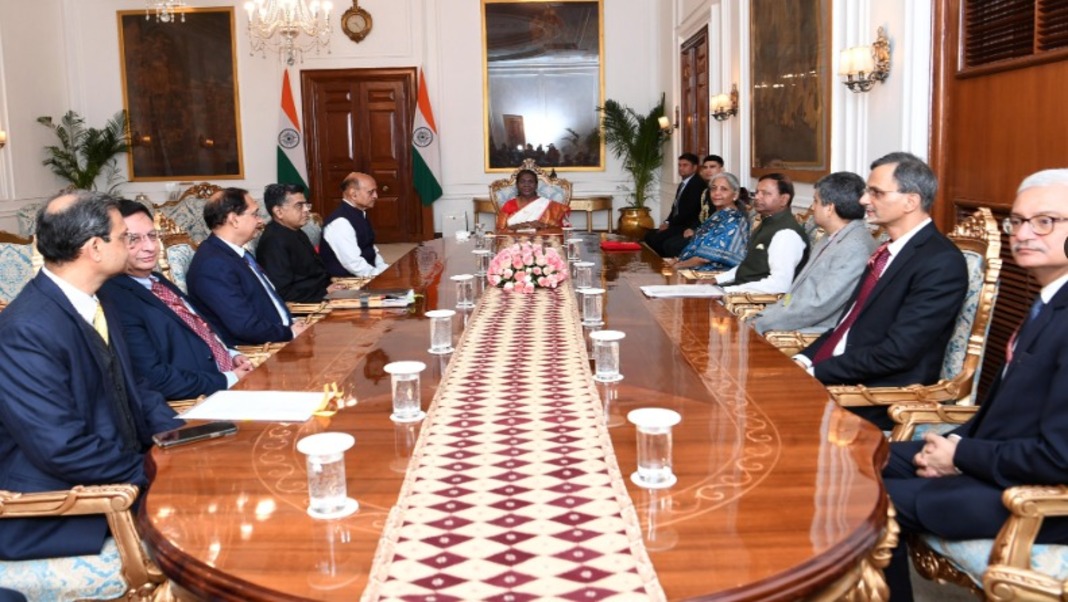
{"left": 617, "top": 207, "right": 655, "bottom": 240}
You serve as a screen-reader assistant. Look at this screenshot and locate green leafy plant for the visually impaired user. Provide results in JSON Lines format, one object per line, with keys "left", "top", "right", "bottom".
{"left": 37, "top": 110, "right": 130, "bottom": 193}
{"left": 598, "top": 94, "right": 669, "bottom": 208}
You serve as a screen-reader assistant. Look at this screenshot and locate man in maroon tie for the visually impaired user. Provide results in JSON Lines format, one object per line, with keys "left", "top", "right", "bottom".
{"left": 794, "top": 152, "right": 969, "bottom": 428}
{"left": 880, "top": 170, "right": 1068, "bottom": 600}
{"left": 99, "top": 200, "right": 254, "bottom": 400}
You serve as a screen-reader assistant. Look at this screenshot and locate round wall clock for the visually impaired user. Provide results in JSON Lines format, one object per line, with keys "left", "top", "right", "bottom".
{"left": 341, "top": 2, "right": 372, "bottom": 44}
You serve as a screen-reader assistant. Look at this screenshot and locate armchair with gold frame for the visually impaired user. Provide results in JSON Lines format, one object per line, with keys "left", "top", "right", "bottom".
{"left": 156, "top": 182, "right": 222, "bottom": 245}
{"left": 487, "top": 158, "right": 573, "bottom": 221}
{"left": 0, "top": 484, "right": 170, "bottom": 600}
{"left": 155, "top": 213, "right": 198, "bottom": 295}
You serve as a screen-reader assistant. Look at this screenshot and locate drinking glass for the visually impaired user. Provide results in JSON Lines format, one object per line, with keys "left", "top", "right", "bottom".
{"left": 296, "top": 432, "right": 359, "bottom": 518}
{"left": 472, "top": 249, "right": 492, "bottom": 276}
{"left": 566, "top": 237, "right": 583, "bottom": 262}
{"left": 590, "top": 329, "right": 625, "bottom": 382}
{"left": 573, "top": 261, "right": 594, "bottom": 289}
{"left": 385, "top": 361, "right": 427, "bottom": 423}
{"left": 627, "top": 408, "right": 682, "bottom": 489}
{"left": 425, "top": 309, "right": 455, "bottom": 354}
{"left": 451, "top": 274, "right": 475, "bottom": 309}
{"left": 579, "top": 287, "right": 605, "bottom": 326}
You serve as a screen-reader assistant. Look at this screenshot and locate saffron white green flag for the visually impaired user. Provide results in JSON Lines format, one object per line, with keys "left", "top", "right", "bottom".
{"left": 277, "top": 70, "right": 309, "bottom": 190}
{"left": 412, "top": 68, "right": 443, "bottom": 205}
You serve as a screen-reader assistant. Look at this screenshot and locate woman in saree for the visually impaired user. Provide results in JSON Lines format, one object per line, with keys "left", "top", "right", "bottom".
{"left": 495, "top": 169, "right": 569, "bottom": 230}
{"left": 664, "top": 172, "right": 750, "bottom": 271}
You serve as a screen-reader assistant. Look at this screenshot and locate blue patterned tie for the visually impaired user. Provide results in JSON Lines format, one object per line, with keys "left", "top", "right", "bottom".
{"left": 243, "top": 251, "right": 291, "bottom": 324}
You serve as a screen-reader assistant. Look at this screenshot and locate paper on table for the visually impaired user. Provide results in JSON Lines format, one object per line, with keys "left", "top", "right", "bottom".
{"left": 180, "top": 390, "right": 326, "bottom": 422}
{"left": 639, "top": 284, "right": 724, "bottom": 298}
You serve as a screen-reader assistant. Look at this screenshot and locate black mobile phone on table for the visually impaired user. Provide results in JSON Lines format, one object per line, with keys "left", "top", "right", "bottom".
{"left": 153, "top": 421, "right": 238, "bottom": 448}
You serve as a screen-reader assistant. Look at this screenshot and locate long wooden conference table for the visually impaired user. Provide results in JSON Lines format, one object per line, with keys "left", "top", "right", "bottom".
{"left": 141, "top": 234, "right": 891, "bottom": 601}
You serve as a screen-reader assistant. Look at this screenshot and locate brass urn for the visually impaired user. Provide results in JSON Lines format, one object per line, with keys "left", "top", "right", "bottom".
{"left": 617, "top": 206, "right": 655, "bottom": 240}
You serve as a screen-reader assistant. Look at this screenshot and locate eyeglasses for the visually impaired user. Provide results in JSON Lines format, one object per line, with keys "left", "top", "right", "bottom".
{"left": 1002, "top": 215, "right": 1068, "bottom": 236}
{"left": 864, "top": 186, "right": 902, "bottom": 199}
{"left": 125, "top": 231, "right": 162, "bottom": 247}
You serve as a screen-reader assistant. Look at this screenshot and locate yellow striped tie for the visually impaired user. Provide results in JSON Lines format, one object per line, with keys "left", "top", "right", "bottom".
{"left": 93, "top": 303, "right": 109, "bottom": 345}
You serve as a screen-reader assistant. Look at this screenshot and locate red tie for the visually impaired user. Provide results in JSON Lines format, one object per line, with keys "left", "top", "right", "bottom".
{"left": 150, "top": 279, "right": 234, "bottom": 372}
{"left": 812, "top": 243, "right": 891, "bottom": 365}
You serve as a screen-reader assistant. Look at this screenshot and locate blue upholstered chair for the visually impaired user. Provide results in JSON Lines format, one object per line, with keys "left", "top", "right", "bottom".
{"left": 0, "top": 232, "right": 42, "bottom": 305}
{"left": 157, "top": 182, "right": 220, "bottom": 245}
{"left": 155, "top": 213, "right": 198, "bottom": 294}
{"left": 487, "top": 158, "right": 573, "bottom": 214}
{"left": 0, "top": 484, "right": 169, "bottom": 600}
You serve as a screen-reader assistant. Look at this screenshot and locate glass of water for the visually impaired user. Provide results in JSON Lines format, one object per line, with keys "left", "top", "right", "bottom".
{"left": 627, "top": 408, "right": 681, "bottom": 489}
{"left": 472, "top": 249, "right": 492, "bottom": 276}
{"left": 296, "top": 432, "right": 358, "bottom": 519}
{"left": 573, "top": 261, "right": 594, "bottom": 290}
{"left": 385, "top": 361, "right": 427, "bottom": 423}
{"left": 589, "top": 329, "right": 625, "bottom": 382}
{"left": 425, "top": 309, "right": 455, "bottom": 354}
{"left": 566, "top": 237, "right": 583, "bottom": 262}
{"left": 451, "top": 274, "right": 475, "bottom": 309}
{"left": 579, "top": 287, "right": 605, "bottom": 326}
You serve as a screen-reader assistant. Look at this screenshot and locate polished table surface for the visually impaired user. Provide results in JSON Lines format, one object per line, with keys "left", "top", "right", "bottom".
{"left": 141, "top": 235, "right": 888, "bottom": 601}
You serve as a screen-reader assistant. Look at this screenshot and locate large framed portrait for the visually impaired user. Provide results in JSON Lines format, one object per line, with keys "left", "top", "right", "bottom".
{"left": 118, "top": 7, "right": 244, "bottom": 181}
{"left": 749, "top": 0, "right": 831, "bottom": 183}
{"left": 482, "top": 0, "right": 605, "bottom": 172}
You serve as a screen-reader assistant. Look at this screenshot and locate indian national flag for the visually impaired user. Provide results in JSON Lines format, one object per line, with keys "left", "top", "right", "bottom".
{"left": 412, "top": 68, "right": 443, "bottom": 205}
{"left": 277, "top": 70, "right": 309, "bottom": 190}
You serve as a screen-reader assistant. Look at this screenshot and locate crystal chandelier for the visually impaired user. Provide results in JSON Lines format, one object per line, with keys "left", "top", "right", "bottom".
{"left": 244, "top": 0, "right": 334, "bottom": 66}
{"left": 145, "top": 0, "right": 187, "bottom": 23}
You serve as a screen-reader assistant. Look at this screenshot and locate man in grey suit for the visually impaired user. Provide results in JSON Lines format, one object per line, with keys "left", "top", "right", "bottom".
{"left": 751, "top": 171, "right": 877, "bottom": 334}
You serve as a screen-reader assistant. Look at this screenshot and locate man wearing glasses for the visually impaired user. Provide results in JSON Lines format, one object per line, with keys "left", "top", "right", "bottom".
{"left": 256, "top": 183, "right": 338, "bottom": 302}
{"left": 795, "top": 151, "right": 968, "bottom": 428}
{"left": 881, "top": 169, "right": 1068, "bottom": 600}
{"left": 99, "top": 199, "right": 253, "bottom": 400}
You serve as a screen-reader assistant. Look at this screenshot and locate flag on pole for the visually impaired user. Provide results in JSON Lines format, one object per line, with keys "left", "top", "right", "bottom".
{"left": 412, "top": 68, "right": 443, "bottom": 205}
{"left": 277, "top": 70, "right": 309, "bottom": 190}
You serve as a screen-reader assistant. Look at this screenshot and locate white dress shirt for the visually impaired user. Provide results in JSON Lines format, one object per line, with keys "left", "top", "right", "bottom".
{"left": 322, "top": 211, "right": 388, "bottom": 277}
{"left": 718, "top": 229, "right": 807, "bottom": 294}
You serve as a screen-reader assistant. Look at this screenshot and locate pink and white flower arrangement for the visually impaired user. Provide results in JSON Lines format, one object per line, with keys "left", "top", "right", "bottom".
{"left": 486, "top": 241, "right": 569, "bottom": 293}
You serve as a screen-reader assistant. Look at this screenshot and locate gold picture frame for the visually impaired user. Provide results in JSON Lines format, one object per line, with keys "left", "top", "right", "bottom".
{"left": 482, "top": 0, "right": 605, "bottom": 173}
{"left": 749, "top": 0, "right": 832, "bottom": 183}
{"left": 118, "top": 7, "right": 244, "bottom": 181}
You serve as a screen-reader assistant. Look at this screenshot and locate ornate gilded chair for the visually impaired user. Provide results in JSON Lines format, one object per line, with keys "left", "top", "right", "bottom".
{"left": 887, "top": 403, "right": 1068, "bottom": 599}
{"left": 157, "top": 182, "right": 221, "bottom": 244}
{"left": 15, "top": 202, "right": 42, "bottom": 237}
{"left": 0, "top": 484, "right": 169, "bottom": 600}
{"left": 828, "top": 207, "right": 1001, "bottom": 410}
{"left": 155, "top": 213, "right": 198, "bottom": 294}
{"left": 488, "top": 158, "right": 573, "bottom": 214}
{"left": 0, "top": 232, "right": 42, "bottom": 303}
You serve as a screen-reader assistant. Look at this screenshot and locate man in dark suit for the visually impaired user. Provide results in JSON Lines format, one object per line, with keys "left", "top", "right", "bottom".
{"left": 643, "top": 153, "right": 707, "bottom": 257}
{"left": 256, "top": 183, "right": 338, "bottom": 302}
{"left": 0, "top": 191, "right": 182, "bottom": 560}
{"left": 187, "top": 188, "right": 308, "bottom": 346}
{"left": 795, "top": 152, "right": 968, "bottom": 428}
{"left": 882, "top": 169, "right": 1068, "bottom": 601}
{"left": 99, "top": 200, "right": 253, "bottom": 400}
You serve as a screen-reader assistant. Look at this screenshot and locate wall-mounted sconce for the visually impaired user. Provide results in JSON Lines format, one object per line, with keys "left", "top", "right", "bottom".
{"left": 199, "top": 135, "right": 216, "bottom": 149}
{"left": 658, "top": 106, "right": 680, "bottom": 133}
{"left": 130, "top": 131, "right": 153, "bottom": 147}
{"left": 710, "top": 84, "right": 739, "bottom": 121}
{"left": 0, "top": 129, "right": 7, "bottom": 149}
{"left": 839, "top": 26, "right": 891, "bottom": 93}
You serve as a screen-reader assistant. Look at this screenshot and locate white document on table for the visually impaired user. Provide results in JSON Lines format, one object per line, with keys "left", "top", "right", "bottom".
{"left": 179, "top": 390, "right": 325, "bottom": 422}
{"left": 639, "top": 284, "right": 725, "bottom": 298}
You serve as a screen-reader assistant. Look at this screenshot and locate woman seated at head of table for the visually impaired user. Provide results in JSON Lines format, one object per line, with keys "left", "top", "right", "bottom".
{"left": 664, "top": 172, "right": 751, "bottom": 271}
{"left": 495, "top": 169, "right": 570, "bottom": 231}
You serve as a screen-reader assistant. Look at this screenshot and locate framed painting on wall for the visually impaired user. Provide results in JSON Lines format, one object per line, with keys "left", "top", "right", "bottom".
{"left": 749, "top": 0, "right": 831, "bottom": 183}
{"left": 118, "top": 7, "right": 244, "bottom": 181}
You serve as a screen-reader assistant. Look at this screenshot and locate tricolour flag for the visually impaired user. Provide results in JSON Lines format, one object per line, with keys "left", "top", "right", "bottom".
{"left": 277, "top": 70, "right": 309, "bottom": 190}
{"left": 412, "top": 68, "right": 443, "bottom": 205}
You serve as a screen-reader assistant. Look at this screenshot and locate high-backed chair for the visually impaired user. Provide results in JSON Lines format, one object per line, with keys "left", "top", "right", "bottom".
{"left": 0, "top": 484, "right": 169, "bottom": 600}
{"left": 157, "top": 182, "right": 221, "bottom": 244}
{"left": 15, "top": 202, "right": 42, "bottom": 237}
{"left": 155, "top": 213, "right": 198, "bottom": 294}
{"left": 488, "top": 158, "right": 573, "bottom": 214}
{"left": 828, "top": 207, "right": 1002, "bottom": 409}
{"left": 0, "top": 232, "right": 42, "bottom": 304}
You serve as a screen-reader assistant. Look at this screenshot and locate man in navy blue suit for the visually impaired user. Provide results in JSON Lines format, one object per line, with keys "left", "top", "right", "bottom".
{"left": 99, "top": 200, "right": 253, "bottom": 400}
{"left": 0, "top": 191, "right": 182, "bottom": 560}
{"left": 883, "top": 169, "right": 1068, "bottom": 600}
{"left": 186, "top": 188, "right": 308, "bottom": 346}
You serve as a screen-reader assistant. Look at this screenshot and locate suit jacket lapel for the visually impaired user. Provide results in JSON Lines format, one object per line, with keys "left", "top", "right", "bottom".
{"left": 862, "top": 222, "right": 935, "bottom": 309}
{"left": 120, "top": 274, "right": 198, "bottom": 335}
{"left": 32, "top": 273, "right": 110, "bottom": 376}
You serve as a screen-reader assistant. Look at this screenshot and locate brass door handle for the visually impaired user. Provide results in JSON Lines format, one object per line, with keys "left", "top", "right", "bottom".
{"left": 381, "top": 185, "right": 390, "bottom": 193}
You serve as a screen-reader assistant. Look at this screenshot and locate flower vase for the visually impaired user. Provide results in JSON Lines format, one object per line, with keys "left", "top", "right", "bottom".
{"left": 617, "top": 207, "right": 655, "bottom": 240}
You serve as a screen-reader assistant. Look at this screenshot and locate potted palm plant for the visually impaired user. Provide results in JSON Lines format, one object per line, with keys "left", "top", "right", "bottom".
{"left": 598, "top": 94, "right": 670, "bottom": 238}
{"left": 37, "top": 110, "right": 130, "bottom": 193}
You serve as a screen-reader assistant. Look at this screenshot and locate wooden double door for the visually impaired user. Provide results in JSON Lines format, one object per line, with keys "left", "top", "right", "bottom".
{"left": 301, "top": 67, "right": 433, "bottom": 243}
